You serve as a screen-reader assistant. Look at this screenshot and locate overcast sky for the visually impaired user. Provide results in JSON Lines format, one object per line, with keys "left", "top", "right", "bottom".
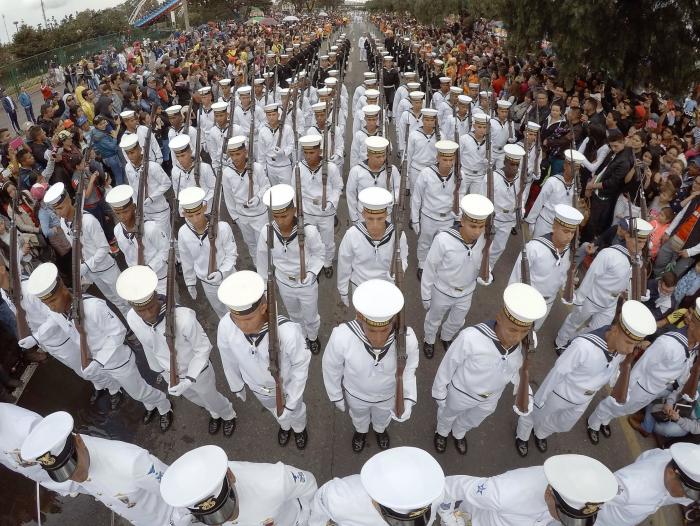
{"left": 1, "top": 0, "right": 124, "bottom": 44}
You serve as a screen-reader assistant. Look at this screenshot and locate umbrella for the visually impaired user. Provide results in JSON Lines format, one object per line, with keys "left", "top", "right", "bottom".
{"left": 283, "top": 15, "right": 299, "bottom": 22}
{"left": 246, "top": 16, "right": 262, "bottom": 25}
{"left": 260, "top": 17, "right": 280, "bottom": 26}
{"left": 319, "top": 11, "right": 328, "bottom": 17}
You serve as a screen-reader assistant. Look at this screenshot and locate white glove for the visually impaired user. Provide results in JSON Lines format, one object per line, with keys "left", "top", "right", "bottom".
{"left": 246, "top": 195, "right": 260, "bottom": 207}
{"left": 411, "top": 222, "right": 420, "bottom": 235}
{"left": 531, "top": 330, "right": 538, "bottom": 349}
{"left": 435, "top": 397, "right": 447, "bottom": 409}
{"left": 207, "top": 271, "right": 223, "bottom": 285}
{"left": 438, "top": 509, "right": 466, "bottom": 526}
{"left": 187, "top": 286, "right": 198, "bottom": 300}
{"left": 340, "top": 293, "right": 349, "bottom": 307}
{"left": 329, "top": 154, "right": 339, "bottom": 164}
{"left": 79, "top": 262, "right": 88, "bottom": 278}
{"left": 641, "top": 288, "right": 651, "bottom": 302}
{"left": 301, "top": 272, "right": 316, "bottom": 285}
{"left": 18, "top": 335, "right": 37, "bottom": 349}
{"left": 477, "top": 271, "right": 493, "bottom": 286}
{"left": 422, "top": 299, "right": 430, "bottom": 310}
{"left": 236, "top": 389, "right": 247, "bottom": 402}
{"left": 391, "top": 401, "right": 413, "bottom": 422}
{"left": 334, "top": 399, "right": 346, "bottom": 412}
{"left": 168, "top": 378, "right": 193, "bottom": 396}
{"left": 271, "top": 146, "right": 282, "bottom": 157}
{"left": 82, "top": 360, "right": 101, "bottom": 378}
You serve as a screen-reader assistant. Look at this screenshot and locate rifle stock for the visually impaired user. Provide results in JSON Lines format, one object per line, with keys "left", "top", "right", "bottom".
{"left": 193, "top": 107, "right": 203, "bottom": 186}
{"left": 478, "top": 93, "right": 494, "bottom": 283}
{"left": 452, "top": 102, "right": 462, "bottom": 215}
{"left": 563, "top": 146, "right": 581, "bottom": 303}
{"left": 515, "top": 181, "right": 532, "bottom": 413}
{"left": 391, "top": 170, "right": 407, "bottom": 417}
{"left": 165, "top": 176, "right": 181, "bottom": 387}
{"left": 321, "top": 114, "right": 329, "bottom": 211}
{"left": 135, "top": 104, "right": 157, "bottom": 265}
{"left": 9, "top": 189, "right": 30, "bottom": 339}
{"left": 267, "top": 195, "right": 284, "bottom": 417}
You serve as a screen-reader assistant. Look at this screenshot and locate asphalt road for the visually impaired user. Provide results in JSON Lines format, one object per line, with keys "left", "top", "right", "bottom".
{"left": 0, "top": 19, "right": 677, "bottom": 526}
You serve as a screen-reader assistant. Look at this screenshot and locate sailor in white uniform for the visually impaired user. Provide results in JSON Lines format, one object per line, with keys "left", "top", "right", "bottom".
{"left": 432, "top": 282, "right": 546, "bottom": 455}
{"left": 515, "top": 300, "right": 657, "bottom": 456}
{"left": 352, "top": 74, "right": 376, "bottom": 112}
{"left": 233, "top": 86, "right": 265, "bottom": 138}
{"left": 309, "top": 447, "right": 447, "bottom": 526}
{"left": 196, "top": 87, "right": 216, "bottom": 137}
{"left": 406, "top": 108, "right": 439, "bottom": 189}
{"left": 396, "top": 89, "right": 424, "bottom": 157}
{"left": 518, "top": 120, "right": 543, "bottom": 201}
{"left": 119, "top": 109, "right": 163, "bottom": 164}
{"left": 443, "top": 94, "right": 473, "bottom": 141}
{"left": 165, "top": 105, "right": 198, "bottom": 148}
{"left": 256, "top": 102, "right": 295, "bottom": 185}
{"left": 391, "top": 71, "right": 416, "bottom": 128}
{"left": 204, "top": 101, "right": 244, "bottom": 172}
{"left": 216, "top": 78, "right": 234, "bottom": 103}
{"left": 161, "top": 445, "right": 316, "bottom": 526}
{"left": 437, "top": 86, "right": 462, "bottom": 131}
{"left": 459, "top": 113, "right": 489, "bottom": 195}
{"left": 421, "top": 194, "right": 493, "bottom": 359}
{"left": 169, "top": 134, "right": 216, "bottom": 213}
{"left": 431, "top": 77, "right": 451, "bottom": 110}
{"left": 306, "top": 101, "right": 344, "bottom": 172}
{"left": 353, "top": 89, "right": 380, "bottom": 134}
{"left": 349, "top": 104, "right": 381, "bottom": 169}
{"left": 489, "top": 99, "right": 516, "bottom": 170}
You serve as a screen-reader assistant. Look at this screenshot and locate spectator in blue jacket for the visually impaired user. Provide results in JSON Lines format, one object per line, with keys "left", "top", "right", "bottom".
{"left": 17, "top": 86, "right": 35, "bottom": 124}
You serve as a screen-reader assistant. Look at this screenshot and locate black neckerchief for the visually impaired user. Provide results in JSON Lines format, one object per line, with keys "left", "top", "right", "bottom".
{"left": 185, "top": 219, "right": 209, "bottom": 241}
{"left": 498, "top": 170, "right": 518, "bottom": 189}
{"left": 144, "top": 295, "right": 169, "bottom": 328}
{"left": 345, "top": 319, "right": 395, "bottom": 365}
{"left": 473, "top": 320, "right": 518, "bottom": 357}
{"left": 272, "top": 219, "right": 298, "bottom": 245}
{"left": 301, "top": 159, "right": 321, "bottom": 175}
{"left": 244, "top": 315, "right": 289, "bottom": 347}
{"left": 417, "top": 127, "right": 435, "bottom": 140}
{"left": 430, "top": 165, "right": 452, "bottom": 183}
{"left": 578, "top": 325, "right": 615, "bottom": 364}
{"left": 355, "top": 221, "right": 394, "bottom": 248}
{"left": 444, "top": 223, "right": 477, "bottom": 254}
{"left": 467, "top": 133, "right": 485, "bottom": 148}
{"left": 121, "top": 224, "right": 136, "bottom": 240}
{"left": 360, "top": 161, "right": 385, "bottom": 182}
{"left": 664, "top": 327, "right": 693, "bottom": 359}
{"left": 532, "top": 233, "right": 568, "bottom": 266}
{"left": 610, "top": 243, "right": 632, "bottom": 264}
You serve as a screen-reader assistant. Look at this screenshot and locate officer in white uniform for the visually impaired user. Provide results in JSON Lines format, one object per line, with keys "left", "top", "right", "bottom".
{"left": 205, "top": 101, "right": 244, "bottom": 172}
{"left": 309, "top": 447, "right": 447, "bottom": 526}
{"left": 509, "top": 204, "right": 583, "bottom": 330}
{"left": 178, "top": 186, "right": 237, "bottom": 318}
{"left": 526, "top": 149, "right": 585, "bottom": 237}
{"left": 161, "top": 445, "right": 317, "bottom": 526}
{"left": 169, "top": 134, "right": 217, "bottom": 213}
{"left": 323, "top": 279, "right": 418, "bottom": 452}
{"left": 165, "top": 105, "right": 198, "bottom": 147}
{"left": 106, "top": 185, "right": 168, "bottom": 294}
{"left": 337, "top": 187, "right": 408, "bottom": 305}
{"left": 406, "top": 108, "right": 439, "bottom": 189}
{"left": 422, "top": 194, "right": 494, "bottom": 359}
{"left": 396, "top": 89, "right": 424, "bottom": 156}
{"left": 292, "top": 134, "right": 343, "bottom": 276}
{"left": 217, "top": 270, "right": 311, "bottom": 449}
{"left": 433, "top": 282, "right": 546, "bottom": 455}
{"left": 117, "top": 265, "right": 237, "bottom": 436}
{"left": 349, "top": 104, "right": 381, "bottom": 169}
{"left": 119, "top": 109, "right": 163, "bottom": 164}
{"left": 44, "top": 182, "right": 130, "bottom": 318}
{"left": 490, "top": 100, "right": 516, "bottom": 170}
{"left": 21, "top": 411, "right": 184, "bottom": 526}
{"left": 441, "top": 454, "right": 619, "bottom": 526}
{"left": 222, "top": 135, "right": 270, "bottom": 260}
{"left": 121, "top": 133, "right": 172, "bottom": 235}
{"left": 555, "top": 217, "right": 653, "bottom": 349}
{"left": 596, "top": 443, "right": 700, "bottom": 526}
{"left": 256, "top": 102, "right": 295, "bottom": 185}
{"left": 459, "top": 113, "right": 489, "bottom": 195}
{"left": 516, "top": 300, "right": 657, "bottom": 456}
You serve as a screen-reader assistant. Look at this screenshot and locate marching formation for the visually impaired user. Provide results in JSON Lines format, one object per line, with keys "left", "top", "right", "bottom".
{"left": 1, "top": 8, "right": 700, "bottom": 526}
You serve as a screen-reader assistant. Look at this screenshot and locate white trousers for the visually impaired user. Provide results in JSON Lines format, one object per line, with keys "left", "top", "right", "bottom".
{"left": 277, "top": 278, "right": 320, "bottom": 340}
{"left": 516, "top": 393, "right": 591, "bottom": 440}
{"left": 463, "top": 177, "right": 485, "bottom": 195}
{"left": 436, "top": 383, "right": 501, "bottom": 439}
{"left": 201, "top": 279, "right": 228, "bottom": 319}
{"left": 417, "top": 215, "right": 453, "bottom": 268}
{"left": 305, "top": 213, "right": 335, "bottom": 266}
{"left": 423, "top": 288, "right": 474, "bottom": 344}
{"left": 265, "top": 162, "right": 293, "bottom": 186}
{"left": 87, "top": 264, "right": 131, "bottom": 318}
{"left": 489, "top": 219, "right": 516, "bottom": 268}
{"left": 167, "top": 363, "right": 236, "bottom": 420}
{"left": 587, "top": 383, "right": 657, "bottom": 431}
{"left": 532, "top": 216, "right": 553, "bottom": 238}
{"left": 105, "top": 351, "right": 172, "bottom": 414}
{"left": 253, "top": 391, "right": 307, "bottom": 432}
{"left": 345, "top": 390, "right": 394, "bottom": 433}
{"left": 555, "top": 297, "right": 616, "bottom": 348}
{"left": 360, "top": 48, "right": 367, "bottom": 61}
{"left": 238, "top": 213, "right": 267, "bottom": 263}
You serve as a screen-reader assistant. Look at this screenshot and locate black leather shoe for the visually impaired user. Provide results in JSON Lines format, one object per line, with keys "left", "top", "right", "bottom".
{"left": 375, "top": 430, "right": 390, "bottom": 450}
{"left": 160, "top": 411, "right": 173, "bottom": 432}
{"left": 417, "top": 268, "right": 423, "bottom": 281}
{"left": 352, "top": 431, "right": 367, "bottom": 452}
{"left": 323, "top": 266, "right": 334, "bottom": 278}
{"left": 294, "top": 429, "right": 308, "bottom": 449}
{"left": 600, "top": 424, "right": 611, "bottom": 438}
{"left": 511, "top": 226, "right": 517, "bottom": 236}
{"left": 308, "top": 338, "right": 321, "bottom": 355}
{"left": 534, "top": 435, "right": 548, "bottom": 452}
{"left": 587, "top": 427, "right": 600, "bottom": 445}
{"left": 89, "top": 388, "right": 105, "bottom": 405}
{"left": 109, "top": 390, "right": 123, "bottom": 410}
{"left": 434, "top": 433, "right": 447, "bottom": 453}
{"left": 515, "top": 437, "right": 529, "bottom": 457}
{"left": 143, "top": 408, "right": 157, "bottom": 424}
{"left": 555, "top": 346, "right": 566, "bottom": 356}
{"left": 454, "top": 436, "right": 467, "bottom": 455}
{"left": 208, "top": 417, "right": 222, "bottom": 434}
{"left": 423, "top": 341, "right": 435, "bottom": 359}
{"left": 278, "top": 427, "right": 291, "bottom": 446}
{"left": 223, "top": 418, "right": 236, "bottom": 437}
{"left": 441, "top": 339, "right": 453, "bottom": 352}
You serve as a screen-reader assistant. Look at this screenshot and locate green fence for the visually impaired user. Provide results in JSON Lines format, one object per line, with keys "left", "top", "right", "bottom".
{"left": 0, "top": 27, "right": 173, "bottom": 95}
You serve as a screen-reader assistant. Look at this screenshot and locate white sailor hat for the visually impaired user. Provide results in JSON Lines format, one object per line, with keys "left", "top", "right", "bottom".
{"left": 670, "top": 443, "right": 700, "bottom": 494}
{"left": 439, "top": 76, "right": 451, "bottom": 84}
{"left": 434, "top": 59, "right": 444, "bottom": 66}
{"left": 460, "top": 194, "right": 493, "bottom": 223}
{"left": 311, "top": 102, "right": 327, "bottom": 113}
{"left": 263, "top": 72, "right": 274, "bottom": 80}
{"left": 180, "top": 105, "right": 190, "bottom": 116}
{"left": 553, "top": 204, "right": 584, "bottom": 229}
{"left": 211, "top": 101, "right": 228, "bottom": 113}
{"left": 237, "top": 86, "right": 251, "bottom": 96}
{"left": 364, "top": 89, "right": 380, "bottom": 99}
{"left": 263, "top": 183, "right": 295, "bottom": 211}
{"left": 363, "top": 72, "right": 376, "bottom": 80}
{"left": 629, "top": 217, "right": 654, "bottom": 238}
{"left": 218, "top": 270, "right": 265, "bottom": 314}
{"left": 544, "top": 455, "right": 618, "bottom": 520}
{"left": 280, "top": 54, "right": 289, "bottom": 59}
{"left": 366, "top": 136, "right": 390, "bottom": 152}
{"left": 564, "top": 149, "right": 586, "bottom": 164}
{"left": 362, "top": 105, "right": 381, "bottom": 118}
{"left": 279, "top": 88, "right": 291, "bottom": 97}
{"left": 479, "top": 90, "right": 492, "bottom": 98}
{"left": 299, "top": 71, "right": 308, "bottom": 79}
{"left": 116, "top": 265, "right": 159, "bottom": 306}
{"left": 526, "top": 121, "right": 541, "bottom": 132}
{"left": 421, "top": 108, "right": 438, "bottom": 118}
{"left": 458, "top": 94, "right": 473, "bottom": 105}
{"left": 406, "top": 82, "right": 420, "bottom": 90}
{"left": 449, "top": 86, "right": 462, "bottom": 95}
{"left": 43, "top": 182, "right": 68, "bottom": 207}
{"left": 328, "top": 69, "right": 339, "bottom": 77}
{"left": 359, "top": 187, "right": 393, "bottom": 214}
{"left": 504, "top": 143, "right": 526, "bottom": 161}
{"left": 320, "top": 54, "right": 329, "bottom": 60}
{"left": 264, "top": 103, "right": 280, "bottom": 113}
{"left": 169, "top": 134, "right": 191, "bottom": 153}
{"left": 179, "top": 186, "right": 206, "bottom": 213}
{"left": 353, "top": 279, "right": 403, "bottom": 326}
{"left": 165, "top": 104, "right": 182, "bottom": 116}
{"left": 329, "top": 51, "right": 337, "bottom": 57}
{"left": 403, "top": 71, "right": 417, "bottom": 78}
{"left": 253, "top": 78, "right": 265, "bottom": 86}
{"left": 330, "top": 45, "right": 338, "bottom": 51}
{"left": 384, "top": 55, "right": 394, "bottom": 61}
{"left": 27, "top": 262, "right": 60, "bottom": 300}
{"left": 324, "top": 77, "right": 338, "bottom": 86}
{"left": 317, "top": 87, "right": 333, "bottom": 97}
{"left": 285, "top": 47, "right": 293, "bottom": 52}
{"left": 380, "top": 51, "right": 388, "bottom": 57}
{"left": 160, "top": 445, "right": 236, "bottom": 522}
{"left": 436, "top": 140, "right": 459, "bottom": 155}
{"left": 409, "top": 90, "right": 425, "bottom": 100}
{"left": 266, "top": 52, "right": 276, "bottom": 59}
{"left": 361, "top": 447, "right": 445, "bottom": 519}
{"left": 20, "top": 411, "right": 77, "bottom": 483}
{"left": 619, "top": 300, "right": 656, "bottom": 341}
{"left": 197, "top": 86, "right": 212, "bottom": 95}
{"left": 105, "top": 185, "right": 135, "bottom": 209}
{"left": 119, "top": 110, "right": 136, "bottom": 119}
{"left": 468, "top": 82, "right": 480, "bottom": 89}
{"left": 285, "top": 77, "right": 294, "bottom": 85}
{"left": 473, "top": 113, "right": 490, "bottom": 124}
{"left": 227, "top": 135, "right": 246, "bottom": 151}
{"left": 496, "top": 99, "right": 512, "bottom": 109}
{"left": 218, "top": 78, "right": 232, "bottom": 86}
{"left": 299, "top": 134, "right": 322, "bottom": 149}
{"left": 502, "top": 282, "right": 547, "bottom": 327}
{"left": 364, "top": 78, "right": 378, "bottom": 86}
{"left": 119, "top": 133, "right": 140, "bottom": 151}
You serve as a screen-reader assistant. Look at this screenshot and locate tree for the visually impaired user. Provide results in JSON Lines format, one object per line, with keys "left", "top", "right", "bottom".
{"left": 184, "top": 0, "right": 272, "bottom": 24}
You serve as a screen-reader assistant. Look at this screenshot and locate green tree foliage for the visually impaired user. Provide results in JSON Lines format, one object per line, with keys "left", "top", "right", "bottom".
{"left": 184, "top": 0, "right": 272, "bottom": 24}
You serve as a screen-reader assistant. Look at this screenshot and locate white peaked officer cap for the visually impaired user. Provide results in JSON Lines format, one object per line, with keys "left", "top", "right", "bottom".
{"left": 504, "top": 143, "right": 526, "bottom": 161}
{"left": 406, "top": 82, "right": 420, "bottom": 90}
{"left": 670, "top": 442, "right": 700, "bottom": 494}
{"left": 361, "top": 447, "right": 444, "bottom": 516}
{"left": 119, "top": 133, "right": 140, "bottom": 151}
{"left": 449, "top": 86, "right": 462, "bottom": 95}
{"left": 218, "top": 78, "right": 232, "bottom": 86}
{"left": 169, "top": 134, "right": 191, "bottom": 153}
{"left": 20, "top": 411, "right": 77, "bottom": 482}
{"left": 362, "top": 104, "right": 381, "bottom": 117}
{"left": 460, "top": 194, "right": 494, "bottom": 223}
{"left": 564, "top": 149, "right": 586, "bottom": 164}
{"left": 227, "top": 135, "right": 246, "bottom": 151}
{"left": 421, "top": 108, "right": 438, "bottom": 117}
{"left": 264, "top": 103, "right": 280, "bottom": 113}
{"left": 218, "top": 270, "right": 265, "bottom": 313}
{"left": 105, "top": 185, "right": 135, "bottom": 209}
{"left": 311, "top": 102, "right": 327, "bottom": 113}
{"left": 253, "top": 78, "right": 265, "bottom": 85}
{"left": 503, "top": 282, "right": 547, "bottom": 326}
{"left": 435, "top": 140, "right": 459, "bottom": 155}
{"left": 211, "top": 101, "right": 228, "bottom": 113}
{"left": 364, "top": 89, "right": 380, "bottom": 98}
{"left": 179, "top": 186, "right": 206, "bottom": 213}
{"left": 299, "top": 135, "right": 322, "bottom": 149}
{"left": 353, "top": 279, "right": 403, "bottom": 326}
{"left": 629, "top": 217, "right": 654, "bottom": 238}
{"left": 526, "top": 120, "right": 541, "bottom": 132}
{"left": 165, "top": 104, "right": 182, "bottom": 116}
{"left": 119, "top": 110, "right": 136, "bottom": 119}
{"left": 619, "top": 300, "right": 656, "bottom": 340}
{"left": 439, "top": 76, "right": 451, "bottom": 84}
{"left": 496, "top": 99, "right": 512, "bottom": 109}
{"left": 458, "top": 95, "right": 473, "bottom": 104}
{"left": 363, "top": 72, "right": 376, "bottom": 80}
{"left": 43, "top": 182, "right": 67, "bottom": 206}
{"left": 27, "top": 262, "right": 60, "bottom": 300}
{"left": 237, "top": 86, "right": 251, "bottom": 95}
{"left": 359, "top": 187, "right": 393, "bottom": 214}
{"left": 197, "top": 86, "right": 212, "bottom": 95}
{"left": 366, "top": 136, "right": 390, "bottom": 152}
{"left": 409, "top": 90, "right": 425, "bottom": 100}
{"left": 116, "top": 265, "right": 159, "bottom": 306}
{"left": 553, "top": 204, "right": 584, "bottom": 228}
{"left": 263, "top": 183, "right": 295, "bottom": 210}
{"left": 468, "top": 82, "right": 480, "bottom": 89}
{"left": 473, "top": 113, "right": 490, "bottom": 124}
{"left": 543, "top": 454, "right": 618, "bottom": 520}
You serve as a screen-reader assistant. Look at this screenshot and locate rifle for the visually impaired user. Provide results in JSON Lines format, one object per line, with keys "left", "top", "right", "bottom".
{"left": 478, "top": 90, "right": 494, "bottom": 284}
{"left": 628, "top": 198, "right": 643, "bottom": 302}
{"left": 534, "top": 102, "right": 541, "bottom": 180}
{"left": 266, "top": 194, "right": 284, "bottom": 417}
{"left": 635, "top": 160, "right": 650, "bottom": 289}
{"left": 9, "top": 188, "right": 30, "bottom": 339}
{"left": 291, "top": 87, "right": 299, "bottom": 158}
{"left": 321, "top": 110, "right": 329, "bottom": 211}
{"left": 680, "top": 356, "right": 700, "bottom": 403}
{"left": 193, "top": 107, "right": 203, "bottom": 186}
{"left": 247, "top": 85, "right": 256, "bottom": 203}
{"left": 294, "top": 163, "right": 306, "bottom": 277}
{"left": 514, "top": 198, "right": 532, "bottom": 413}
{"left": 135, "top": 104, "right": 157, "bottom": 265}
{"left": 452, "top": 101, "right": 462, "bottom": 215}
{"left": 183, "top": 94, "right": 193, "bottom": 135}
{"left": 392, "top": 226, "right": 407, "bottom": 418}
{"left": 563, "top": 143, "right": 581, "bottom": 304}
{"left": 277, "top": 88, "right": 290, "bottom": 149}
{"left": 165, "top": 174, "right": 181, "bottom": 387}
{"left": 330, "top": 77, "right": 340, "bottom": 153}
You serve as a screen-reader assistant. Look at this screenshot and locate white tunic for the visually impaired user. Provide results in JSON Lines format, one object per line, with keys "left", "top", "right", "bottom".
{"left": 178, "top": 220, "right": 237, "bottom": 286}
{"left": 233, "top": 103, "right": 266, "bottom": 137}
{"left": 198, "top": 106, "right": 215, "bottom": 134}
{"left": 406, "top": 127, "right": 438, "bottom": 175}
{"left": 526, "top": 174, "right": 575, "bottom": 229}
{"left": 171, "top": 161, "right": 216, "bottom": 214}
{"left": 292, "top": 160, "right": 343, "bottom": 218}
{"left": 114, "top": 220, "right": 168, "bottom": 280}
{"left": 411, "top": 166, "right": 464, "bottom": 224}
{"left": 349, "top": 128, "right": 378, "bottom": 169}
{"left": 492, "top": 170, "right": 521, "bottom": 225}
{"left": 124, "top": 160, "right": 171, "bottom": 218}
{"left": 305, "top": 124, "right": 344, "bottom": 161}
{"left": 221, "top": 162, "right": 270, "bottom": 222}
{"left": 124, "top": 126, "right": 162, "bottom": 164}
{"left": 256, "top": 123, "right": 295, "bottom": 169}
{"left": 256, "top": 222, "right": 324, "bottom": 286}
{"left": 508, "top": 234, "right": 571, "bottom": 301}
{"left": 167, "top": 125, "right": 198, "bottom": 152}
{"left": 346, "top": 162, "right": 400, "bottom": 223}
{"left": 459, "top": 133, "right": 488, "bottom": 181}
{"left": 490, "top": 117, "right": 516, "bottom": 157}
{"left": 204, "top": 123, "right": 245, "bottom": 170}
{"left": 397, "top": 109, "right": 422, "bottom": 153}
{"left": 59, "top": 213, "right": 112, "bottom": 273}
{"left": 576, "top": 244, "right": 631, "bottom": 309}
